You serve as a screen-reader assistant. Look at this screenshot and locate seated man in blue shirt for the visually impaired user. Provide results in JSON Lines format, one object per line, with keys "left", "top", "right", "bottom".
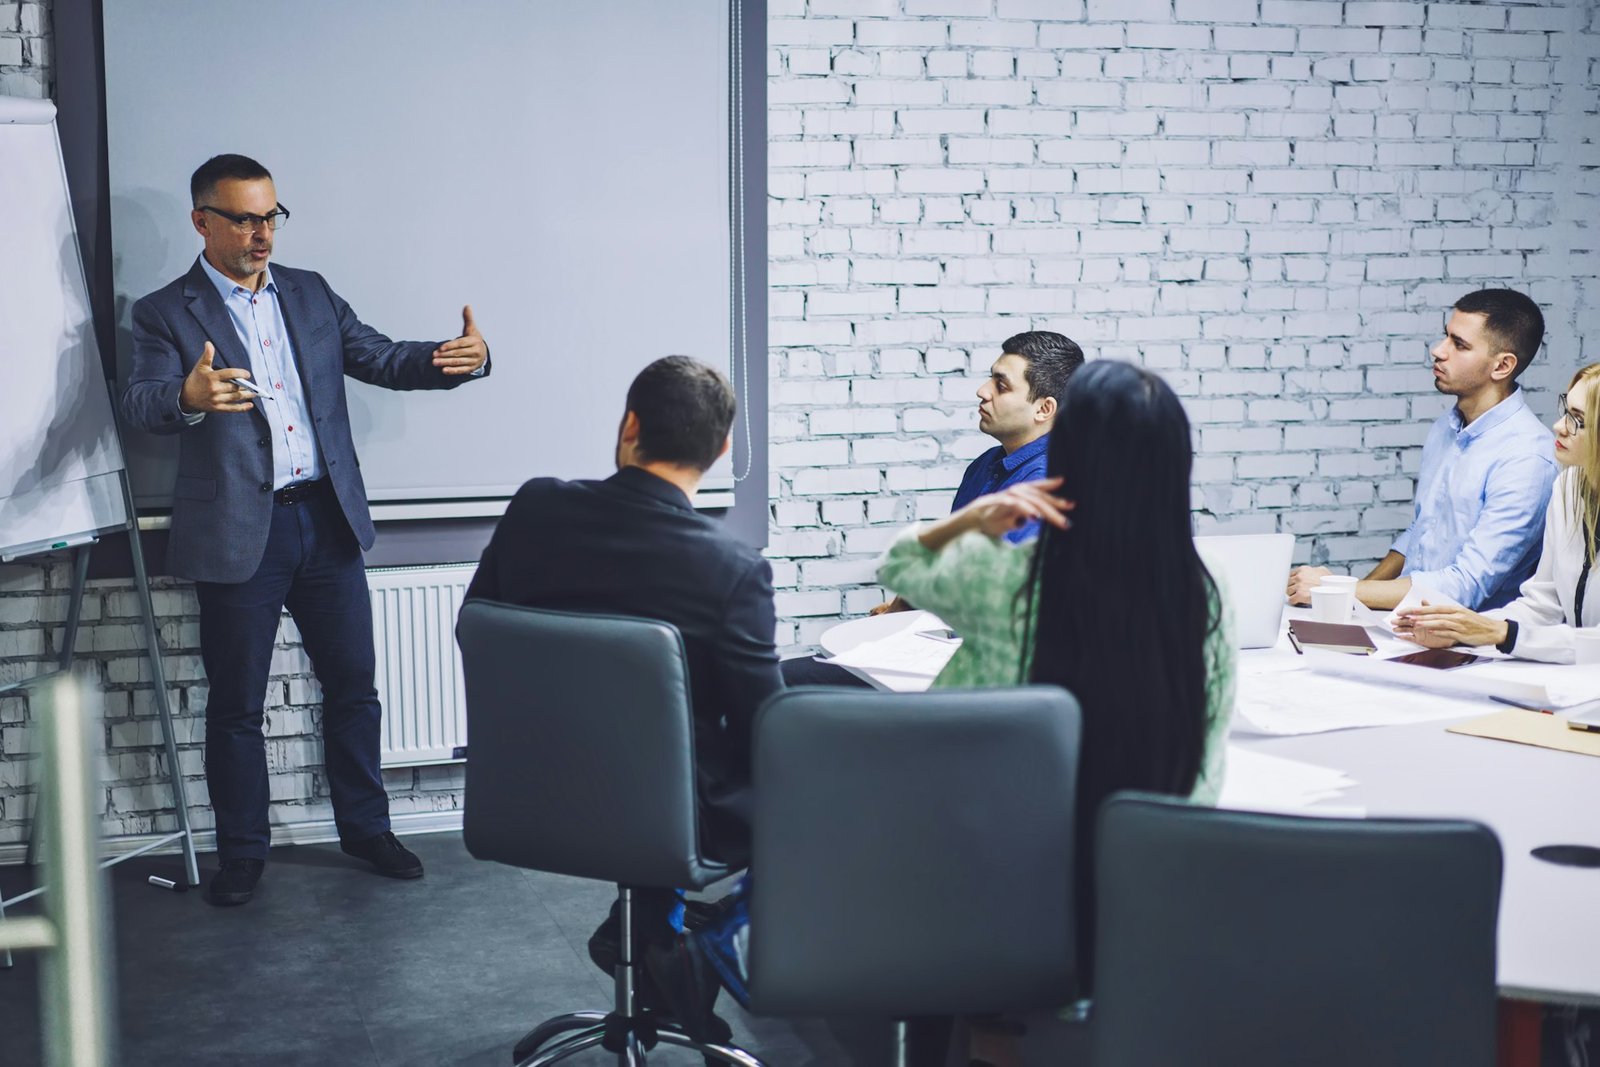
{"left": 871, "top": 329, "right": 1083, "bottom": 615}
{"left": 1288, "top": 289, "right": 1557, "bottom": 611}
{"left": 780, "top": 332, "right": 1082, "bottom": 689}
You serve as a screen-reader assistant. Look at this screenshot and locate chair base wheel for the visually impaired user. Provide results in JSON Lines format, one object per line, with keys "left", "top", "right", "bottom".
{"left": 513, "top": 1011, "right": 607, "bottom": 1061}
{"left": 511, "top": 1008, "right": 766, "bottom": 1067}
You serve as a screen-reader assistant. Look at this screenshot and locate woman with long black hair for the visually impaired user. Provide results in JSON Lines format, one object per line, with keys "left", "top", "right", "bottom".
{"left": 878, "top": 359, "right": 1235, "bottom": 1066}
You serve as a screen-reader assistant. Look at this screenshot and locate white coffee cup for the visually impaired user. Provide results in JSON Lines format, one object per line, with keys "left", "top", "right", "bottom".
{"left": 1311, "top": 585, "right": 1355, "bottom": 624}
{"left": 1574, "top": 629, "right": 1600, "bottom": 665}
{"left": 1318, "top": 574, "right": 1360, "bottom": 593}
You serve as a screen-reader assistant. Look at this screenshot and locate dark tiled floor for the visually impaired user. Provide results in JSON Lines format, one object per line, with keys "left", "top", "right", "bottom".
{"left": 0, "top": 832, "right": 1086, "bottom": 1066}
{"left": 11, "top": 836, "right": 1580, "bottom": 1065}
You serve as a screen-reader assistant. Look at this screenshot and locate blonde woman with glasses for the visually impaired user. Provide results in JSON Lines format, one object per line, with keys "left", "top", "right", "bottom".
{"left": 1395, "top": 363, "right": 1600, "bottom": 661}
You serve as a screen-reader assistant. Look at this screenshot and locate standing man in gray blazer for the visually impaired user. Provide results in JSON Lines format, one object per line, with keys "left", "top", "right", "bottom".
{"left": 121, "top": 154, "right": 490, "bottom": 906}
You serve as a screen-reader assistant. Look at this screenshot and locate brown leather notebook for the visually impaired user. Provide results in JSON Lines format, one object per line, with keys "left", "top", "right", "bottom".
{"left": 1287, "top": 619, "right": 1377, "bottom": 655}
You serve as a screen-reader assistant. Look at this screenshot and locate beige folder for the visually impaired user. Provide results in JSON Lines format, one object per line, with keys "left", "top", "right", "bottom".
{"left": 1448, "top": 708, "right": 1600, "bottom": 758}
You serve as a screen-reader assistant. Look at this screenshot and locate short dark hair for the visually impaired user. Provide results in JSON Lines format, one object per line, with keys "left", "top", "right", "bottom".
{"left": 625, "top": 356, "right": 736, "bottom": 471}
{"left": 191, "top": 154, "right": 273, "bottom": 207}
{"left": 1454, "top": 288, "right": 1544, "bottom": 378}
{"left": 1002, "top": 331, "right": 1085, "bottom": 407}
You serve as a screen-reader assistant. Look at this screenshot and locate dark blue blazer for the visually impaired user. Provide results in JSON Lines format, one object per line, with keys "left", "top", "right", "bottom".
{"left": 121, "top": 258, "right": 486, "bottom": 583}
{"left": 465, "top": 467, "right": 783, "bottom": 860}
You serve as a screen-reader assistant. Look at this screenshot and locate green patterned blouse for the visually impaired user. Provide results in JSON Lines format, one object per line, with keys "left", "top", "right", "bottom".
{"left": 877, "top": 526, "right": 1235, "bottom": 805}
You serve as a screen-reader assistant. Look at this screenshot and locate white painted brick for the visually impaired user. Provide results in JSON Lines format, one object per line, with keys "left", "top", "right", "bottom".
{"left": 950, "top": 21, "right": 1039, "bottom": 47}
{"left": 791, "top": 468, "right": 882, "bottom": 496}
{"left": 799, "top": 558, "right": 880, "bottom": 587}
{"left": 970, "top": 51, "right": 1016, "bottom": 78}
{"left": 897, "top": 168, "right": 987, "bottom": 194}
{"left": 946, "top": 79, "right": 1033, "bottom": 105}
{"left": 1261, "top": 0, "right": 1342, "bottom": 25}
{"left": 1468, "top": 31, "right": 1548, "bottom": 59}
{"left": 997, "top": 0, "right": 1086, "bottom": 17}
{"left": 1175, "top": 0, "right": 1256, "bottom": 21}
{"left": 1087, "top": 0, "right": 1171, "bottom": 21}
{"left": 775, "top": 590, "right": 844, "bottom": 617}
{"left": 1299, "top": 27, "right": 1381, "bottom": 51}
{"left": 947, "top": 137, "right": 1035, "bottom": 164}
{"left": 1127, "top": 24, "right": 1210, "bottom": 49}
{"left": 1214, "top": 26, "right": 1296, "bottom": 52}
{"left": 1347, "top": 1, "right": 1424, "bottom": 26}
{"left": 855, "top": 80, "right": 945, "bottom": 107}
{"left": 809, "top": 0, "right": 899, "bottom": 15}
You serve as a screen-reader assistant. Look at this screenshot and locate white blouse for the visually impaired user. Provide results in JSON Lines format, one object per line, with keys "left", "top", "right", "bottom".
{"left": 1484, "top": 468, "right": 1600, "bottom": 663}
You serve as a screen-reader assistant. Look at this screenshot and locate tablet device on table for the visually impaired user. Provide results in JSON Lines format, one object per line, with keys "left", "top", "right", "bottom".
{"left": 1389, "top": 648, "right": 1480, "bottom": 670}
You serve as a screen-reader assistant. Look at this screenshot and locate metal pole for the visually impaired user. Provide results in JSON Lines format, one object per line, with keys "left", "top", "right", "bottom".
{"left": 37, "top": 674, "right": 115, "bottom": 1067}
{"left": 0, "top": 867, "right": 10, "bottom": 970}
{"left": 26, "top": 543, "right": 93, "bottom": 871}
{"left": 117, "top": 466, "right": 200, "bottom": 887}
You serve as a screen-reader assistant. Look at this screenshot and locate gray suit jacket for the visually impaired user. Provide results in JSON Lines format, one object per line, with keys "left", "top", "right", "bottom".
{"left": 121, "top": 258, "right": 487, "bottom": 583}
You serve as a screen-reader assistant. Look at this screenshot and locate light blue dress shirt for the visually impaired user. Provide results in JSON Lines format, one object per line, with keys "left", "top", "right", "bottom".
{"left": 1390, "top": 387, "right": 1557, "bottom": 611}
{"left": 195, "top": 255, "right": 325, "bottom": 490}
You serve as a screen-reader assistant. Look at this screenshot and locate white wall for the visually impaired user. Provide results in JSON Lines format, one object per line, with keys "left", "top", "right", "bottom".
{"left": 0, "top": 0, "right": 1597, "bottom": 847}
{"left": 764, "top": 0, "right": 1600, "bottom": 650}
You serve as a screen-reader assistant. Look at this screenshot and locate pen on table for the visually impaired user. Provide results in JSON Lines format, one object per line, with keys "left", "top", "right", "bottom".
{"left": 1286, "top": 628, "right": 1304, "bottom": 655}
{"left": 1488, "top": 695, "right": 1554, "bottom": 714}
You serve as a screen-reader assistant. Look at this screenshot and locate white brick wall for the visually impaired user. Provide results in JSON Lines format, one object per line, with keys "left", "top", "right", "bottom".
{"left": 3, "top": 0, "right": 1599, "bottom": 844}
{"left": 0, "top": 1, "right": 47, "bottom": 97}
{"left": 766, "top": 0, "right": 1600, "bottom": 650}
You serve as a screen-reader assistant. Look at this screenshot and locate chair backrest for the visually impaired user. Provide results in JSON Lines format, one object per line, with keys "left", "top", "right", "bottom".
{"left": 1090, "top": 793, "right": 1503, "bottom": 1067}
{"left": 455, "top": 599, "right": 727, "bottom": 890}
{"left": 748, "top": 686, "right": 1082, "bottom": 1018}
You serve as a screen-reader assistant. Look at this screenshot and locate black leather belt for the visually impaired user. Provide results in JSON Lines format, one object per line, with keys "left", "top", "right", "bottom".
{"left": 274, "top": 478, "right": 331, "bottom": 505}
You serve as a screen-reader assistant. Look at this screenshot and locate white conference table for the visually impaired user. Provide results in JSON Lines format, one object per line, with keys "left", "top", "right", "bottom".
{"left": 817, "top": 609, "right": 1600, "bottom": 1011}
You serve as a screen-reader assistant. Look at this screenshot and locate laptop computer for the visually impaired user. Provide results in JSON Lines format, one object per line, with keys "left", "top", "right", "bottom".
{"left": 1194, "top": 533, "right": 1295, "bottom": 650}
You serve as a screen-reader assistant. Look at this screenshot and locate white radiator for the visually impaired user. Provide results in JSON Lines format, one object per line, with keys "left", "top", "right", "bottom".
{"left": 367, "top": 564, "right": 476, "bottom": 768}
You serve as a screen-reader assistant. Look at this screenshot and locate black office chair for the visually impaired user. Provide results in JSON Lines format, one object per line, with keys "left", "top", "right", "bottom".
{"left": 1089, "top": 792, "right": 1503, "bottom": 1067}
{"left": 456, "top": 600, "right": 763, "bottom": 1067}
{"left": 747, "top": 686, "right": 1083, "bottom": 1066}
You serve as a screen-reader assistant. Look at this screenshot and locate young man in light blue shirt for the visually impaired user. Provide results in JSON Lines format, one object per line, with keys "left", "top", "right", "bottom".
{"left": 1289, "top": 289, "right": 1557, "bottom": 611}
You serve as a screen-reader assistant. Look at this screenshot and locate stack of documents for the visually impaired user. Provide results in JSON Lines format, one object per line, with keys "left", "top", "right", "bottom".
{"left": 821, "top": 625, "right": 960, "bottom": 691}
{"left": 1309, "top": 652, "right": 1600, "bottom": 711}
{"left": 1234, "top": 666, "right": 1483, "bottom": 736}
{"left": 1217, "top": 746, "right": 1362, "bottom": 816}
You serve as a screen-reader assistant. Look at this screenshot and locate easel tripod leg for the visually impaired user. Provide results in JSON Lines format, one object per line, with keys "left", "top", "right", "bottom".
{"left": 125, "top": 526, "right": 200, "bottom": 887}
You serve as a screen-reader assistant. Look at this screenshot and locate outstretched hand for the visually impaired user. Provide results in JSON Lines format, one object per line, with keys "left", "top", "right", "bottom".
{"left": 179, "top": 341, "right": 256, "bottom": 413}
{"left": 433, "top": 305, "right": 488, "bottom": 375}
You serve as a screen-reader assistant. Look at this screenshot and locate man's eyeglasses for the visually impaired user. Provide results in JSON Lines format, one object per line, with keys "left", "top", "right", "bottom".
{"left": 200, "top": 203, "right": 290, "bottom": 232}
{"left": 1559, "top": 393, "right": 1586, "bottom": 435}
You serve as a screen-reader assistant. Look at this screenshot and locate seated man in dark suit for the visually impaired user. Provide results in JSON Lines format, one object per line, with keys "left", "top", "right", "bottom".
{"left": 464, "top": 355, "right": 780, "bottom": 1033}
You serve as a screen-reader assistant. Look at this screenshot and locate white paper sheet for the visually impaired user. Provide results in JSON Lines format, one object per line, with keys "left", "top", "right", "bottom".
{"left": 1308, "top": 650, "right": 1600, "bottom": 710}
{"left": 1233, "top": 668, "right": 1489, "bottom": 736}
{"left": 1383, "top": 582, "right": 1465, "bottom": 630}
{"left": 822, "top": 626, "right": 961, "bottom": 678}
{"left": 1218, "top": 746, "right": 1362, "bottom": 815}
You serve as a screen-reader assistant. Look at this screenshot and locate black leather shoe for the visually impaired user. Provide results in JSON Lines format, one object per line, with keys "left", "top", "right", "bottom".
{"left": 207, "top": 858, "right": 265, "bottom": 906}
{"left": 588, "top": 898, "right": 723, "bottom": 977}
{"left": 340, "top": 831, "right": 424, "bottom": 879}
{"left": 643, "top": 934, "right": 723, "bottom": 1045}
